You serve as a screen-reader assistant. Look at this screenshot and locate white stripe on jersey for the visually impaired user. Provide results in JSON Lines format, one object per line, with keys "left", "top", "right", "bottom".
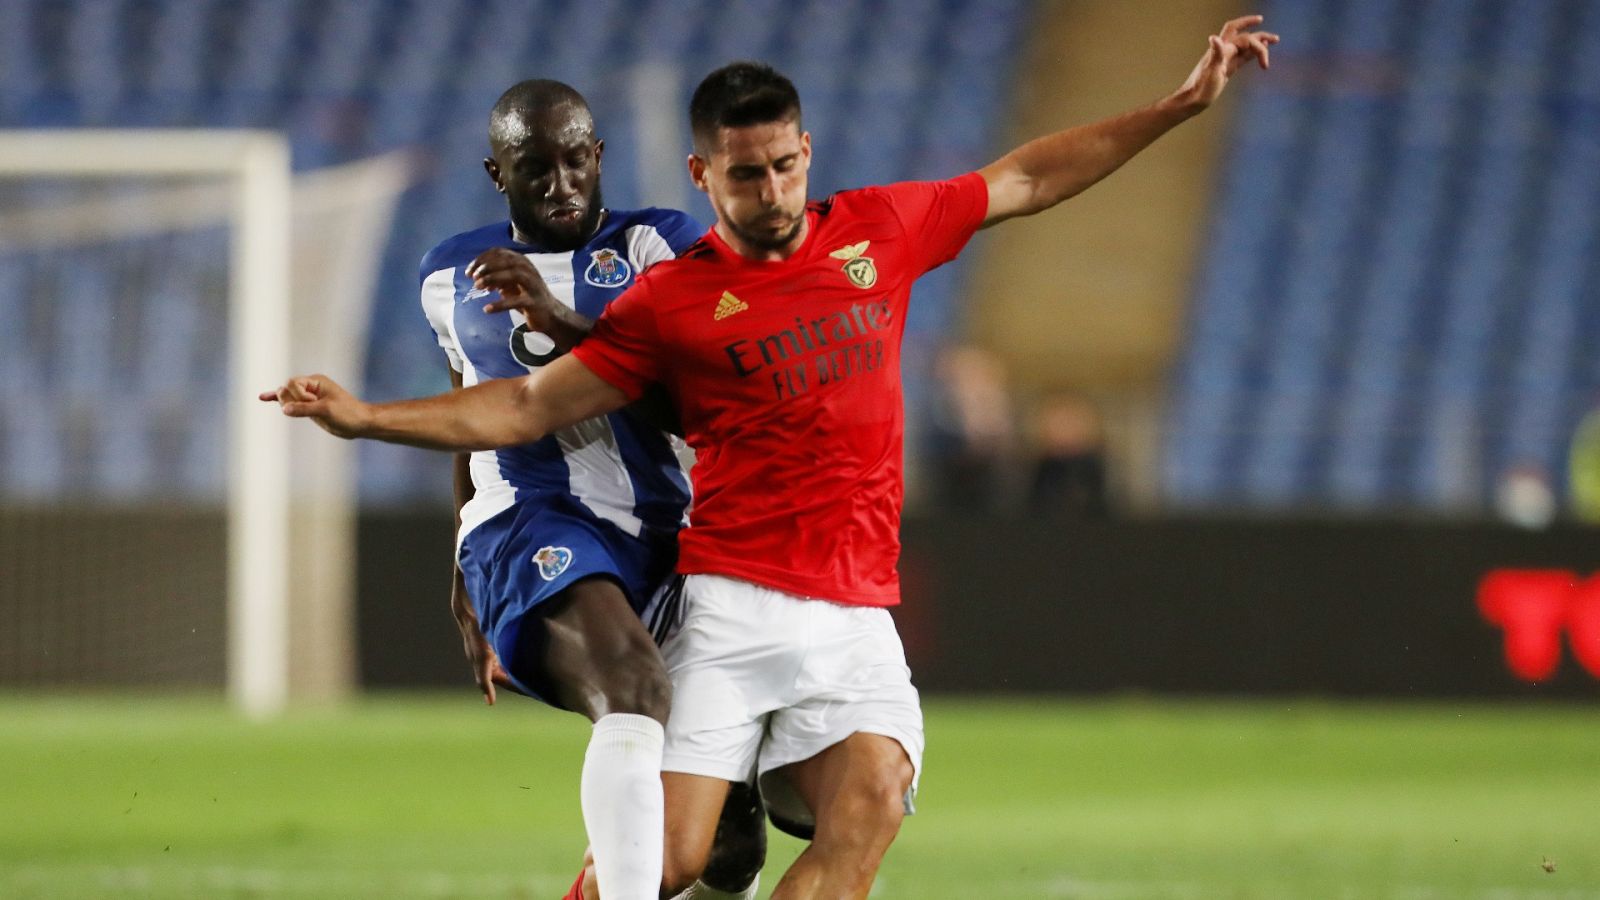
{"left": 625, "top": 223, "right": 678, "bottom": 272}
{"left": 438, "top": 274, "right": 518, "bottom": 549}
{"left": 458, "top": 463, "right": 518, "bottom": 551}
{"left": 420, "top": 268, "right": 465, "bottom": 373}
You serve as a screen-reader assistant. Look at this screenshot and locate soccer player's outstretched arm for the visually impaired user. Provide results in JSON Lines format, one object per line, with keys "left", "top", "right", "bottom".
{"left": 259, "top": 353, "right": 630, "bottom": 451}
{"left": 979, "top": 14, "right": 1277, "bottom": 227}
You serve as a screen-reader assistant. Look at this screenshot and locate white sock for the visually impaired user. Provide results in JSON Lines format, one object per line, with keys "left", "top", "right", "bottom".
{"left": 580, "top": 713, "right": 665, "bottom": 900}
{"left": 669, "top": 874, "right": 760, "bottom": 900}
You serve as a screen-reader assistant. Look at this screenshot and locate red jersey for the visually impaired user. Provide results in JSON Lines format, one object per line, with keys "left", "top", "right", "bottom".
{"left": 572, "top": 172, "right": 989, "bottom": 606}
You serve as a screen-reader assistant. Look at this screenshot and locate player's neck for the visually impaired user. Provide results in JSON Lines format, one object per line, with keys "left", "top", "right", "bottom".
{"left": 714, "top": 217, "right": 809, "bottom": 262}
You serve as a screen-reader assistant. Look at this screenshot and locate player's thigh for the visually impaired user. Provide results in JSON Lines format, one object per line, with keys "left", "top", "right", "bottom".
{"left": 464, "top": 499, "right": 674, "bottom": 717}
{"left": 757, "top": 602, "right": 925, "bottom": 835}
{"left": 658, "top": 575, "right": 794, "bottom": 784}
{"left": 519, "top": 575, "right": 671, "bottom": 722}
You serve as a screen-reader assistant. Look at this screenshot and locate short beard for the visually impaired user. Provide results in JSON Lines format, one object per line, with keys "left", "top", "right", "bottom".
{"left": 513, "top": 183, "right": 605, "bottom": 252}
{"left": 728, "top": 212, "right": 804, "bottom": 251}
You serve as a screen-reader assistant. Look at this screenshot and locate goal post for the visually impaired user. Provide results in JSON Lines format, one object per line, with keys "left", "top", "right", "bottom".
{"left": 229, "top": 135, "right": 293, "bottom": 720}
{"left": 0, "top": 130, "right": 292, "bottom": 718}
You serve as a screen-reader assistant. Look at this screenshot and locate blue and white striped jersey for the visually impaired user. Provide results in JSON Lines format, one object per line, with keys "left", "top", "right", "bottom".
{"left": 419, "top": 208, "right": 702, "bottom": 544}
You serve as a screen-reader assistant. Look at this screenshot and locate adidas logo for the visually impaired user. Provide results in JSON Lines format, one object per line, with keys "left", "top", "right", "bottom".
{"left": 713, "top": 291, "right": 749, "bottom": 320}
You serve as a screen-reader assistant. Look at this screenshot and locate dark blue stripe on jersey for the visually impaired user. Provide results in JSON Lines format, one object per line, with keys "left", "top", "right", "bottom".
{"left": 609, "top": 406, "right": 692, "bottom": 528}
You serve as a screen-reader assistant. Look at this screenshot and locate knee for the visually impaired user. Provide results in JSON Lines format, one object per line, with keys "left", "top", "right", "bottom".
{"left": 833, "top": 749, "right": 914, "bottom": 841}
{"left": 860, "top": 758, "right": 913, "bottom": 831}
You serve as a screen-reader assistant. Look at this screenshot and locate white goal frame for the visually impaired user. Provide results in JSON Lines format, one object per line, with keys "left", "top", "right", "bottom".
{"left": 0, "top": 130, "right": 292, "bottom": 718}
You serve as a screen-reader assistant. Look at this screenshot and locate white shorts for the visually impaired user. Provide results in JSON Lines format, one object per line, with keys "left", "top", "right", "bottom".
{"left": 658, "top": 573, "right": 924, "bottom": 830}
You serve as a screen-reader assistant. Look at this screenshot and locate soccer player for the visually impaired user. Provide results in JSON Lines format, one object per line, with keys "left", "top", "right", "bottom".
{"left": 417, "top": 79, "right": 762, "bottom": 900}
{"left": 265, "top": 17, "right": 1276, "bottom": 899}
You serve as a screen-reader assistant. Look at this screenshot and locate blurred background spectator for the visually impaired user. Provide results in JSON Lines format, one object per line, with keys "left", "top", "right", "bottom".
{"left": 1493, "top": 462, "right": 1558, "bottom": 530}
{"left": 1026, "top": 392, "right": 1110, "bottom": 519}
{"left": 922, "top": 344, "right": 1018, "bottom": 512}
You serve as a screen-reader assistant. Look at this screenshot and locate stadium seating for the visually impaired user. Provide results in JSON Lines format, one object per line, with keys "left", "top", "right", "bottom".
{"left": 1166, "top": 0, "right": 1600, "bottom": 514}
{"left": 0, "top": 0, "right": 1030, "bottom": 502}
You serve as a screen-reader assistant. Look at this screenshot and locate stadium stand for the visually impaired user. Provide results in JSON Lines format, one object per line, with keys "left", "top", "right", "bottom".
{"left": 0, "top": 0, "right": 1029, "bottom": 503}
{"left": 1167, "top": 0, "right": 1600, "bottom": 514}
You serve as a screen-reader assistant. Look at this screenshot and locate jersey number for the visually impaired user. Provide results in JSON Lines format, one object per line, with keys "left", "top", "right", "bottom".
{"left": 510, "top": 323, "right": 560, "bottom": 369}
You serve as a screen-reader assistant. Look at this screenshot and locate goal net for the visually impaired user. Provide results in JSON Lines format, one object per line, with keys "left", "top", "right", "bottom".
{"left": 0, "top": 131, "right": 413, "bottom": 716}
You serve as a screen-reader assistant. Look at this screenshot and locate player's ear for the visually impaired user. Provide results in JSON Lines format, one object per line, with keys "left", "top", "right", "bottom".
{"left": 801, "top": 131, "right": 812, "bottom": 170}
{"left": 593, "top": 138, "right": 605, "bottom": 167}
{"left": 687, "top": 153, "right": 709, "bottom": 194}
{"left": 483, "top": 157, "right": 505, "bottom": 194}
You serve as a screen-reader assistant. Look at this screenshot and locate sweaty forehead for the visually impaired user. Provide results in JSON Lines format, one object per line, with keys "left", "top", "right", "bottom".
{"left": 491, "top": 102, "right": 595, "bottom": 156}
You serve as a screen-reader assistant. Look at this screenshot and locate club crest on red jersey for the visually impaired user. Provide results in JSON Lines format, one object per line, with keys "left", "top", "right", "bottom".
{"left": 533, "top": 546, "right": 573, "bottom": 581}
{"left": 829, "top": 241, "right": 877, "bottom": 289}
{"left": 584, "top": 248, "right": 632, "bottom": 288}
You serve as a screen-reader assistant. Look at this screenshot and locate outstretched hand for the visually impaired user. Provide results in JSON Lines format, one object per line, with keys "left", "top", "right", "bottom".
{"left": 257, "top": 374, "right": 370, "bottom": 439}
{"left": 1177, "top": 15, "right": 1279, "bottom": 109}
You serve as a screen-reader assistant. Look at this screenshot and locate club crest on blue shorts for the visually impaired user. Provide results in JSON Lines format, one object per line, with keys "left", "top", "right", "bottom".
{"left": 533, "top": 546, "right": 574, "bottom": 581}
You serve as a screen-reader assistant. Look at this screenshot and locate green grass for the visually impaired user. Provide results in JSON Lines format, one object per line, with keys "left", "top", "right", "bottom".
{"left": 1, "top": 695, "right": 1597, "bottom": 898}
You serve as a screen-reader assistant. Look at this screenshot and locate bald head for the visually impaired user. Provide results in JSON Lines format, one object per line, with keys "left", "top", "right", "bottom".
{"left": 489, "top": 79, "right": 593, "bottom": 154}
{"left": 483, "top": 79, "right": 606, "bottom": 251}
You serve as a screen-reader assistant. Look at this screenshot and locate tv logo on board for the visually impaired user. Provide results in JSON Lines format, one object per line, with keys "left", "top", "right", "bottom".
{"left": 1477, "top": 570, "right": 1600, "bottom": 682}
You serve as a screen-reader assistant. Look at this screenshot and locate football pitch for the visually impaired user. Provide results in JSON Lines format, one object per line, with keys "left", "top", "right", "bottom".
{"left": 1, "top": 695, "right": 1595, "bottom": 899}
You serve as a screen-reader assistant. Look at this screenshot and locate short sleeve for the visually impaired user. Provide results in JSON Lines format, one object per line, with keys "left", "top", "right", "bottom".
{"left": 419, "top": 266, "right": 465, "bottom": 373}
{"left": 627, "top": 210, "right": 705, "bottom": 272}
{"left": 655, "top": 210, "right": 705, "bottom": 256}
{"left": 879, "top": 172, "right": 989, "bottom": 274}
{"left": 570, "top": 279, "right": 663, "bottom": 400}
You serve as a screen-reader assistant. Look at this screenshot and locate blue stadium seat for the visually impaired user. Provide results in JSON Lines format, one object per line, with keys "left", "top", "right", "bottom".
{"left": 0, "top": 4, "right": 43, "bottom": 121}
{"left": 1168, "top": 0, "right": 1600, "bottom": 515}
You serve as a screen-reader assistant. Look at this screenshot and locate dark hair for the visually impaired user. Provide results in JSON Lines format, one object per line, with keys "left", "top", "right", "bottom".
{"left": 689, "top": 61, "right": 802, "bottom": 154}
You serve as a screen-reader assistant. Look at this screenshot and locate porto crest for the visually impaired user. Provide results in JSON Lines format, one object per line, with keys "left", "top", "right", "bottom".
{"left": 829, "top": 241, "right": 877, "bottom": 289}
{"left": 584, "top": 248, "right": 632, "bottom": 288}
{"left": 533, "top": 546, "right": 574, "bottom": 581}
